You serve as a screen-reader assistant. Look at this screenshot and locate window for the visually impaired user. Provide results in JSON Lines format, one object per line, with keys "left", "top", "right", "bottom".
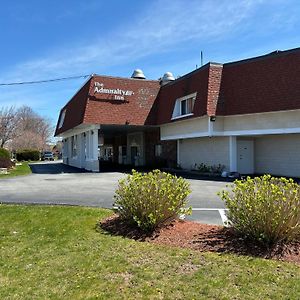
{"left": 121, "top": 146, "right": 127, "bottom": 156}
{"left": 58, "top": 109, "right": 66, "bottom": 129}
{"left": 155, "top": 144, "right": 162, "bottom": 157}
{"left": 71, "top": 135, "right": 77, "bottom": 157}
{"left": 172, "top": 93, "right": 196, "bottom": 119}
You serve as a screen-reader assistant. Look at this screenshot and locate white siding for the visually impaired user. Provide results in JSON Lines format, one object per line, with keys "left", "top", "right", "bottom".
{"left": 223, "top": 109, "right": 300, "bottom": 132}
{"left": 255, "top": 134, "right": 300, "bottom": 177}
{"left": 161, "top": 116, "right": 208, "bottom": 140}
{"left": 179, "top": 136, "right": 230, "bottom": 170}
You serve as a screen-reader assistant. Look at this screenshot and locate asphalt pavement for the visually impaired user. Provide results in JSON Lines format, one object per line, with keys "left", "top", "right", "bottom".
{"left": 0, "top": 161, "right": 229, "bottom": 225}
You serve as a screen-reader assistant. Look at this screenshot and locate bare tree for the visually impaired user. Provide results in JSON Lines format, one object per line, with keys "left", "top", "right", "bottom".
{"left": 11, "top": 130, "right": 44, "bottom": 150}
{"left": 12, "top": 106, "right": 54, "bottom": 151}
{"left": 0, "top": 105, "right": 53, "bottom": 151}
{"left": 0, "top": 106, "right": 19, "bottom": 148}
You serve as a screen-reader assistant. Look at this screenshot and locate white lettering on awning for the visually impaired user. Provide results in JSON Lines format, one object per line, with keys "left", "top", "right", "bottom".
{"left": 94, "top": 82, "right": 134, "bottom": 101}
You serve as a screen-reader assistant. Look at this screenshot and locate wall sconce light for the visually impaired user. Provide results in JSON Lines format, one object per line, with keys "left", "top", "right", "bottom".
{"left": 91, "top": 130, "right": 94, "bottom": 135}
{"left": 83, "top": 132, "right": 86, "bottom": 137}
{"left": 210, "top": 116, "right": 216, "bottom": 122}
{"left": 125, "top": 120, "right": 130, "bottom": 125}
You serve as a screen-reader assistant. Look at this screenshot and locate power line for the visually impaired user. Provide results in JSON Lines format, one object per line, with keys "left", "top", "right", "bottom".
{"left": 0, "top": 74, "right": 91, "bottom": 86}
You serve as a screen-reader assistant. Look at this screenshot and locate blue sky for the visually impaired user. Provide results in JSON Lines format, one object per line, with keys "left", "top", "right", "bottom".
{"left": 0, "top": 0, "right": 299, "bottom": 127}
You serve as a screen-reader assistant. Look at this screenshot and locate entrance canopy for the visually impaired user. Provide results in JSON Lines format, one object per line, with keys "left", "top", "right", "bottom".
{"left": 98, "top": 124, "right": 160, "bottom": 169}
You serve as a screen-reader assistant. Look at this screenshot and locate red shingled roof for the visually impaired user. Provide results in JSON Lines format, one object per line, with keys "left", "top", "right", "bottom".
{"left": 55, "top": 77, "right": 91, "bottom": 136}
{"left": 217, "top": 48, "right": 300, "bottom": 115}
{"left": 154, "top": 47, "right": 300, "bottom": 124}
{"left": 55, "top": 75, "right": 160, "bottom": 136}
{"left": 154, "top": 64, "right": 209, "bottom": 124}
{"left": 153, "top": 63, "right": 223, "bottom": 125}
{"left": 55, "top": 47, "right": 300, "bottom": 136}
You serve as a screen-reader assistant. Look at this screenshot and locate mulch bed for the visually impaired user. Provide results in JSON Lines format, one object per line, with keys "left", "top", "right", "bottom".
{"left": 99, "top": 215, "right": 300, "bottom": 265}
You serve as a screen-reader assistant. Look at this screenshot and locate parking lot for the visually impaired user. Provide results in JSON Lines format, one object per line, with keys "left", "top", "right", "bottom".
{"left": 0, "top": 161, "right": 229, "bottom": 225}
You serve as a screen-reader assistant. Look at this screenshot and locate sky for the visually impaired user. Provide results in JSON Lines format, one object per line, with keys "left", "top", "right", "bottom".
{"left": 0, "top": 0, "right": 299, "bottom": 129}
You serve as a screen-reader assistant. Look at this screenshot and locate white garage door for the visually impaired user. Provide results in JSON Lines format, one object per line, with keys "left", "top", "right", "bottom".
{"left": 255, "top": 134, "right": 300, "bottom": 178}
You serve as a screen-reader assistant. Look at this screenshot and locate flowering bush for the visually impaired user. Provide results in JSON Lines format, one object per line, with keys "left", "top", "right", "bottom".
{"left": 114, "top": 170, "right": 191, "bottom": 231}
{"left": 219, "top": 175, "right": 300, "bottom": 245}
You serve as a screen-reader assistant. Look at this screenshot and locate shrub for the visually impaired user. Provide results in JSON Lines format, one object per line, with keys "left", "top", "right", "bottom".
{"left": 0, "top": 157, "right": 15, "bottom": 169}
{"left": 219, "top": 175, "right": 300, "bottom": 245}
{"left": 210, "top": 164, "right": 225, "bottom": 174}
{"left": 114, "top": 169, "right": 192, "bottom": 231}
{"left": 0, "top": 148, "right": 10, "bottom": 159}
{"left": 194, "top": 163, "right": 225, "bottom": 175}
{"left": 16, "top": 149, "right": 40, "bottom": 161}
{"left": 196, "top": 163, "right": 211, "bottom": 173}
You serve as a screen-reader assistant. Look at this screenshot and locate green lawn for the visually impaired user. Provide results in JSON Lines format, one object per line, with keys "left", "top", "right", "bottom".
{"left": 0, "top": 205, "right": 299, "bottom": 299}
{"left": 0, "top": 162, "right": 32, "bottom": 179}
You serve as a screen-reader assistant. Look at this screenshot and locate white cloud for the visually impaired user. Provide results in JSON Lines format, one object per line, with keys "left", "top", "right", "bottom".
{"left": 0, "top": 0, "right": 265, "bottom": 83}
{"left": 1, "top": 0, "right": 298, "bottom": 122}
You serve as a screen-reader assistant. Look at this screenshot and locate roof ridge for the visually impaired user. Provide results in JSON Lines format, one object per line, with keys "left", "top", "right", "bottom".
{"left": 224, "top": 46, "right": 300, "bottom": 67}
{"left": 92, "top": 73, "right": 159, "bottom": 82}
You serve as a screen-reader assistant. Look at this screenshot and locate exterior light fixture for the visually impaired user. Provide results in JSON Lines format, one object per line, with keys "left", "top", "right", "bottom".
{"left": 91, "top": 130, "right": 94, "bottom": 135}
{"left": 210, "top": 116, "right": 216, "bottom": 122}
{"left": 125, "top": 120, "right": 130, "bottom": 125}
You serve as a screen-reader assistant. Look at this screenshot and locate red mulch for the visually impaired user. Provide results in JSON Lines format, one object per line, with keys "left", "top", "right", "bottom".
{"left": 99, "top": 215, "right": 300, "bottom": 265}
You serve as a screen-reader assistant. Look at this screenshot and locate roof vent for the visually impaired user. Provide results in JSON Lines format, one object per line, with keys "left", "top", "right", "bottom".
{"left": 160, "top": 72, "right": 175, "bottom": 86}
{"left": 131, "top": 69, "right": 146, "bottom": 79}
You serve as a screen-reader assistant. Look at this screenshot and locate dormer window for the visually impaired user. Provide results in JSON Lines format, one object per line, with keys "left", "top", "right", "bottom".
{"left": 58, "top": 109, "right": 66, "bottom": 129}
{"left": 172, "top": 92, "right": 197, "bottom": 120}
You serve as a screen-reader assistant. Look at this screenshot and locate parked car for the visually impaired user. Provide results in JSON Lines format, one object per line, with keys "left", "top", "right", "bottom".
{"left": 41, "top": 151, "right": 54, "bottom": 161}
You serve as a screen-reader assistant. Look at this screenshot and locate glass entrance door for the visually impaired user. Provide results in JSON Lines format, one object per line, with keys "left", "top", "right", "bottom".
{"left": 131, "top": 146, "right": 138, "bottom": 165}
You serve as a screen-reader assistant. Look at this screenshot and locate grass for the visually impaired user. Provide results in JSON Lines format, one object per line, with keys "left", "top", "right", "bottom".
{"left": 0, "top": 205, "right": 299, "bottom": 300}
{"left": 0, "top": 162, "right": 32, "bottom": 179}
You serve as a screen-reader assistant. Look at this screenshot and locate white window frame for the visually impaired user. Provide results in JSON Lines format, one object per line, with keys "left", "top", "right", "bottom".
{"left": 171, "top": 92, "right": 197, "bottom": 120}
{"left": 58, "top": 109, "right": 66, "bottom": 129}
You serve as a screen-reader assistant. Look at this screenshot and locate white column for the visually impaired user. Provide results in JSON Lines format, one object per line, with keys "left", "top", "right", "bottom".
{"left": 208, "top": 118, "right": 213, "bottom": 137}
{"left": 68, "top": 137, "right": 72, "bottom": 159}
{"left": 86, "top": 131, "right": 90, "bottom": 159}
{"left": 79, "top": 133, "right": 85, "bottom": 168}
{"left": 91, "top": 129, "right": 98, "bottom": 160}
{"left": 62, "top": 138, "right": 68, "bottom": 164}
{"left": 229, "top": 136, "right": 237, "bottom": 172}
{"left": 177, "top": 139, "right": 180, "bottom": 167}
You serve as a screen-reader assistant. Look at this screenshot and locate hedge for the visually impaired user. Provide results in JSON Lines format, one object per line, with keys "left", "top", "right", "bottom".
{"left": 16, "top": 149, "right": 40, "bottom": 161}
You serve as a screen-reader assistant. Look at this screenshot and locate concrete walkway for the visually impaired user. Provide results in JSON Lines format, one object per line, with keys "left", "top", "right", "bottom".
{"left": 0, "top": 161, "right": 229, "bottom": 225}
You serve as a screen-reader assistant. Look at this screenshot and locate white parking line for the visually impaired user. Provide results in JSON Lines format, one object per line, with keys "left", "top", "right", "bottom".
{"left": 191, "top": 208, "right": 230, "bottom": 226}
{"left": 218, "top": 209, "right": 229, "bottom": 227}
